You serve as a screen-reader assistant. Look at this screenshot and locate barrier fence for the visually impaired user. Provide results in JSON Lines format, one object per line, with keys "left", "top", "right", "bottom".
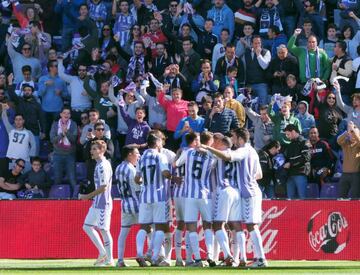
{"left": 1, "top": 200, "right": 359, "bottom": 260}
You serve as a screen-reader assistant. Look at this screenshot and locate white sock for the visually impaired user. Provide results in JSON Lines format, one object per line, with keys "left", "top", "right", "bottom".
{"left": 136, "top": 229, "right": 147, "bottom": 257}
{"left": 185, "top": 231, "right": 193, "bottom": 262}
{"left": 237, "top": 231, "right": 247, "bottom": 261}
{"left": 215, "top": 229, "right": 232, "bottom": 258}
{"left": 117, "top": 227, "right": 130, "bottom": 261}
{"left": 152, "top": 231, "right": 165, "bottom": 262}
{"left": 204, "top": 229, "right": 214, "bottom": 260}
{"left": 189, "top": 232, "right": 201, "bottom": 260}
{"left": 164, "top": 232, "right": 172, "bottom": 261}
{"left": 100, "top": 229, "right": 113, "bottom": 261}
{"left": 213, "top": 238, "right": 220, "bottom": 261}
{"left": 174, "top": 229, "right": 183, "bottom": 261}
{"left": 231, "top": 231, "right": 239, "bottom": 262}
{"left": 250, "top": 229, "right": 265, "bottom": 259}
{"left": 83, "top": 225, "right": 106, "bottom": 256}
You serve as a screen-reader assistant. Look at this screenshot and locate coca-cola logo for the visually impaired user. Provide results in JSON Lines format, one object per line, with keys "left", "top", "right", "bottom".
{"left": 307, "top": 211, "right": 350, "bottom": 254}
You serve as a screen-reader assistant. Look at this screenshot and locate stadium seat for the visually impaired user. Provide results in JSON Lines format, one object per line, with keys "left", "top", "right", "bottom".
{"left": 76, "top": 162, "right": 87, "bottom": 181}
{"left": 320, "top": 183, "right": 339, "bottom": 198}
{"left": 111, "top": 185, "right": 120, "bottom": 198}
{"left": 72, "top": 185, "right": 80, "bottom": 199}
{"left": 49, "top": 185, "right": 71, "bottom": 199}
{"left": 306, "top": 183, "right": 319, "bottom": 198}
{"left": 43, "top": 162, "right": 54, "bottom": 180}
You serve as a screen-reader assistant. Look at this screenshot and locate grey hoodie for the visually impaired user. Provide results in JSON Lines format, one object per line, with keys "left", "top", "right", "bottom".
{"left": 295, "top": 101, "right": 315, "bottom": 138}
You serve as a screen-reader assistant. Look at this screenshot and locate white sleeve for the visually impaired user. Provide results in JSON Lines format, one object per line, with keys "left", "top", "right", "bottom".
{"left": 175, "top": 150, "right": 187, "bottom": 167}
{"left": 256, "top": 158, "right": 263, "bottom": 180}
{"left": 58, "top": 59, "right": 74, "bottom": 83}
{"left": 28, "top": 131, "right": 37, "bottom": 157}
{"left": 257, "top": 50, "right": 271, "bottom": 70}
{"left": 229, "top": 147, "right": 248, "bottom": 162}
{"left": 159, "top": 153, "right": 169, "bottom": 172}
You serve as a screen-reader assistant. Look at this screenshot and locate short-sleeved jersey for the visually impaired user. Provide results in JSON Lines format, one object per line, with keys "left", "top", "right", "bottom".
{"left": 115, "top": 161, "right": 140, "bottom": 214}
{"left": 137, "top": 148, "right": 169, "bottom": 203}
{"left": 176, "top": 148, "right": 214, "bottom": 199}
{"left": 93, "top": 157, "right": 113, "bottom": 210}
{"left": 215, "top": 149, "right": 238, "bottom": 190}
{"left": 229, "top": 143, "right": 262, "bottom": 198}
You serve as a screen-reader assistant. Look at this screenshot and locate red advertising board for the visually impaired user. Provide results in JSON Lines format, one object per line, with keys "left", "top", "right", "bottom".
{"left": 0, "top": 200, "right": 359, "bottom": 260}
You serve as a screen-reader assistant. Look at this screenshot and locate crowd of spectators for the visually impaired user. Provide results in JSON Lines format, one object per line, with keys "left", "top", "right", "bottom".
{"left": 0, "top": 0, "right": 359, "bottom": 200}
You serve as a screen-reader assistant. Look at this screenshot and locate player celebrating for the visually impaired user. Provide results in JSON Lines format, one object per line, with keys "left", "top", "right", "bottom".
{"left": 134, "top": 134, "right": 175, "bottom": 266}
{"left": 175, "top": 132, "right": 215, "bottom": 267}
{"left": 115, "top": 146, "right": 141, "bottom": 267}
{"left": 210, "top": 135, "right": 244, "bottom": 266}
{"left": 80, "top": 140, "right": 114, "bottom": 267}
{"left": 201, "top": 128, "right": 268, "bottom": 268}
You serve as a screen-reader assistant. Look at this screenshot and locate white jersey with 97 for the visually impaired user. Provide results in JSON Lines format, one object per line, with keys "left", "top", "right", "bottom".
{"left": 7, "top": 128, "right": 36, "bottom": 161}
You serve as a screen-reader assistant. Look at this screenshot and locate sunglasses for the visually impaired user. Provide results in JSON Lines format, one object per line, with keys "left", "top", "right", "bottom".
{"left": 17, "top": 163, "right": 25, "bottom": 169}
{"left": 170, "top": 4, "right": 178, "bottom": 7}
{"left": 95, "top": 128, "right": 105, "bottom": 131}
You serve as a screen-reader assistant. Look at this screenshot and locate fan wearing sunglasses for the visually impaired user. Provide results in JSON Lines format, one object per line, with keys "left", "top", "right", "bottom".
{"left": 0, "top": 158, "right": 25, "bottom": 200}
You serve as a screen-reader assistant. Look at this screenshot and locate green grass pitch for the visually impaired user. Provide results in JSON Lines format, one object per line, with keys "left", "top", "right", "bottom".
{"left": 1, "top": 260, "right": 360, "bottom": 274}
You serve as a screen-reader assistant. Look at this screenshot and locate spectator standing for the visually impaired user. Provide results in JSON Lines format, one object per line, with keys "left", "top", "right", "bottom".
{"left": 288, "top": 28, "right": 331, "bottom": 84}
{"left": 256, "top": 0, "right": 283, "bottom": 41}
{"left": 245, "top": 104, "right": 274, "bottom": 150}
{"left": 113, "top": 0, "right": 136, "bottom": 48}
{"left": 223, "top": 86, "right": 246, "bottom": 128}
{"left": 295, "top": 101, "right": 315, "bottom": 138}
{"left": 157, "top": 87, "right": 188, "bottom": 150}
{"left": 283, "top": 124, "right": 312, "bottom": 199}
{"left": 235, "top": 22, "right": 255, "bottom": 57}
{"left": 38, "top": 61, "right": 68, "bottom": 137}
{"left": 337, "top": 121, "right": 360, "bottom": 198}
{"left": 319, "top": 24, "right": 338, "bottom": 59}
{"left": 212, "top": 28, "right": 230, "bottom": 73}
{"left": 174, "top": 101, "right": 205, "bottom": 148}
{"left": 298, "top": 0, "right": 325, "bottom": 40}
{"left": 204, "top": 92, "right": 239, "bottom": 135}
{"left": 244, "top": 36, "right": 271, "bottom": 106}
{"left": 50, "top": 106, "right": 78, "bottom": 189}
{"left": 87, "top": 0, "right": 109, "bottom": 37}
{"left": 192, "top": 59, "right": 218, "bottom": 102}
{"left": 309, "top": 127, "right": 336, "bottom": 185}
{"left": 207, "top": 0, "right": 234, "bottom": 40}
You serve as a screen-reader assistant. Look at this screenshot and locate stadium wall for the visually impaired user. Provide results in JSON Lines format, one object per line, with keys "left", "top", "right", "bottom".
{"left": 0, "top": 200, "right": 358, "bottom": 260}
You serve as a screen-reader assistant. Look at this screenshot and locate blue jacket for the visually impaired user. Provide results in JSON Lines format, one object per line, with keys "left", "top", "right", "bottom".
{"left": 55, "top": 0, "right": 85, "bottom": 29}
{"left": 265, "top": 34, "right": 288, "bottom": 58}
{"left": 38, "top": 74, "right": 68, "bottom": 113}
{"left": 296, "top": 101, "right": 316, "bottom": 138}
{"left": 174, "top": 116, "right": 205, "bottom": 148}
{"left": 207, "top": 4, "right": 234, "bottom": 40}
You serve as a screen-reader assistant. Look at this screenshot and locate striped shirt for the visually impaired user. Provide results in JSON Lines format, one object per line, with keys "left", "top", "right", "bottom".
{"left": 93, "top": 157, "right": 113, "bottom": 210}
{"left": 115, "top": 161, "right": 140, "bottom": 214}
{"left": 229, "top": 143, "right": 262, "bottom": 198}
{"left": 137, "top": 149, "right": 169, "bottom": 203}
{"left": 114, "top": 13, "right": 136, "bottom": 47}
{"left": 176, "top": 148, "right": 214, "bottom": 199}
{"left": 215, "top": 149, "right": 238, "bottom": 190}
{"left": 173, "top": 163, "right": 186, "bottom": 198}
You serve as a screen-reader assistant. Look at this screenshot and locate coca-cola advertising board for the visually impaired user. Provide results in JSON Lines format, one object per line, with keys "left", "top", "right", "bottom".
{"left": 0, "top": 200, "right": 359, "bottom": 259}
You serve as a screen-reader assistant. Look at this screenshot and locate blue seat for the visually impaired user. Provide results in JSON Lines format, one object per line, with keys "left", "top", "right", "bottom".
{"left": 306, "top": 183, "right": 319, "bottom": 198}
{"left": 320, "top": 183, "right": 338, "bottom": 198}
{"left": 39, "top": 141, "right": 51, "bottom": 161}
{"left": 49, "top": 184, "right": 71, "bottom": 199}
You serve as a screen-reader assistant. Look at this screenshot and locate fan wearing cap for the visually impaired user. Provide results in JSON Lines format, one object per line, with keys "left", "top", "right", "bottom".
{"left": 283, "top": 124, "right": 312, "bottom": 199}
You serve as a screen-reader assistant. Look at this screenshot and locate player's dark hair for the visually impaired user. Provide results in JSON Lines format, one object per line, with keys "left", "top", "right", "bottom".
{"left": 185, "top": 132, "right": 198, "bottom": 146}
{"left": 122, "top": 145, "right": 137, "bottom": 158}
{"left": 200, "top": 131, "right": 213, "bottom": 145}
{"left": 233, "top": 128, "right": 250, "bottom": 143}
{"left": 147, "top": 134, "right": 161, "bottom": 148}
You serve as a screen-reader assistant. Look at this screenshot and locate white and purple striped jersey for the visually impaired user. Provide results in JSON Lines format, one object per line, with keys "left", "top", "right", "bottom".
{"left": 173, "top": 163, "right": 186, "bottom": 198}
{"left": 176, "top": 148, "right": 214, "bottom": 199}
{"left": 229, "top": 143, "right": 262, "bottom": 198}
{"left": 114, "top": 13, "right": 136, "bottom": 47}
{"left": 215, "top": 149, "right": 238, "bottom": 190}
{"left": 115, "top": 161, "right": 140, "bottom": 214}
{"left": 137, "top": 149, "right": 170, "bottom": 204}
{"left": 93, "top": 157, "right": 113, "bottom": 210}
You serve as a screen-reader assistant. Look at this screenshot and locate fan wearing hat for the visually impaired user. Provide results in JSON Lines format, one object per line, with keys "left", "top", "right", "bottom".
{"left": 282, "top": 124, "right": 312, "bottom": 199}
